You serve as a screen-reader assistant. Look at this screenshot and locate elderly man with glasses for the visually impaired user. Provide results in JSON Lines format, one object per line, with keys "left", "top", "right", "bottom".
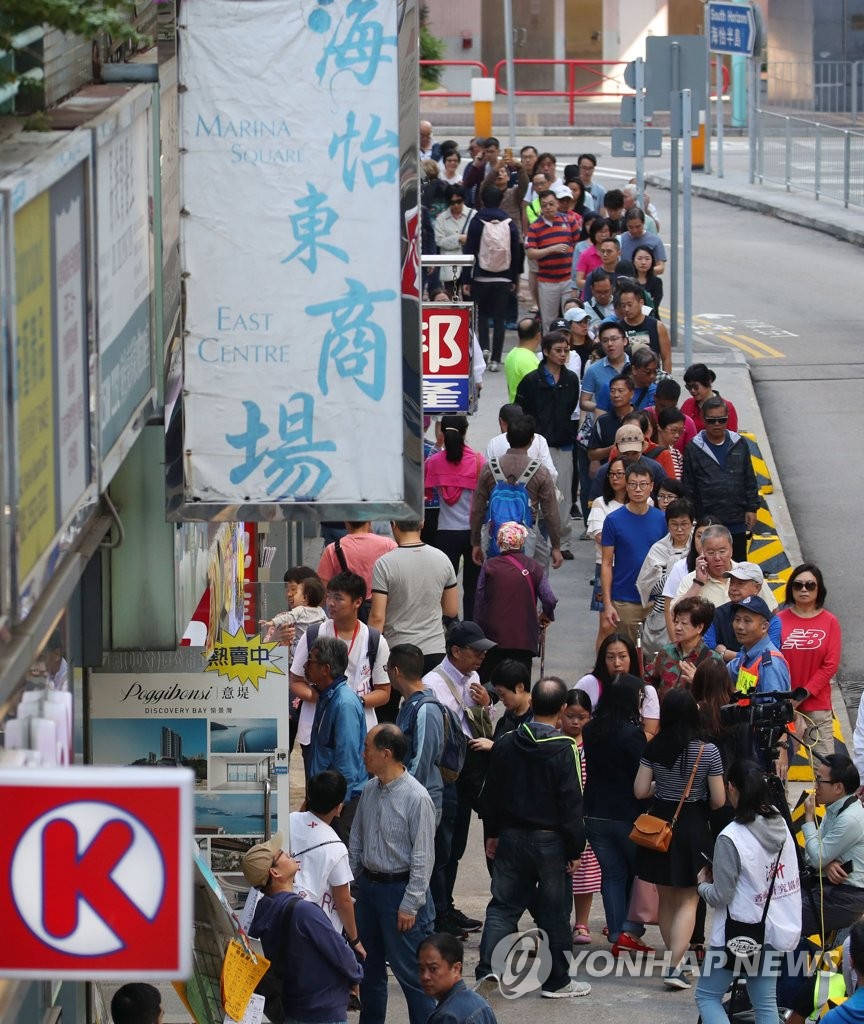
{"left": 681, "top": 394, "right": 760, "bottom": 562}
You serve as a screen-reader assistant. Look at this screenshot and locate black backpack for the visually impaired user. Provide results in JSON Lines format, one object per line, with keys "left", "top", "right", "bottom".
{"left": 401, "top": 691, "right": 467, "bottom": 783}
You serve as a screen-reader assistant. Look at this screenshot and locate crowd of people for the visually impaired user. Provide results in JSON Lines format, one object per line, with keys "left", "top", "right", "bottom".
{"left": 230, "top": 130, "right": 862, "bottom": 1024}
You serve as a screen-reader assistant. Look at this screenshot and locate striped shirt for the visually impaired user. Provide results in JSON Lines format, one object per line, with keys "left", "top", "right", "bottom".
{"left": 641, "top": 740, "right": 724, "bottom": 803}
{"left": 348, "top": 768, "right": 436, "bottom": 914}
{"left": 526, "top": 215, "right": 579, "bottom": 282}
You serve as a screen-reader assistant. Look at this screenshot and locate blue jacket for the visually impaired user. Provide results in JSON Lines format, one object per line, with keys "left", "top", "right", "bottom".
{"left": 727, "top": 636, "right": 791, "bottom": 694}
{"left": 251, "top": 892, "right": 362, "bottom": 1023}
{"left": 310, "top": 676, "right": 368, "bottom": 799}
{"left": 429, "top": 980, "right": 498, "bottom": 1024}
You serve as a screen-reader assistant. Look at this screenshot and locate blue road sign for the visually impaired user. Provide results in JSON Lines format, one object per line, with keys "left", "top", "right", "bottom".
{"left": 707, "top": 2, "right": 756, "bottom": 56}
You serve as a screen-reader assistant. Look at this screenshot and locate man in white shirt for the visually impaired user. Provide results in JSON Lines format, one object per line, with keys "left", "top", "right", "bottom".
{"left": 291, "top": 571, "right": 391, "bottom": 780}
{"left": 290, "top": 769, "right": 365, "bottom": 957}
{"left": 484, "top": 402, "right": 557, "bottom": 481}
{"left": 423, "top": 622, "right": 495, "bottom": 937}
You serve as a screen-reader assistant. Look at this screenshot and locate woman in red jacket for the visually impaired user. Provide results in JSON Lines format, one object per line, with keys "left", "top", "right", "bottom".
{"left": 778, "top": 563, "right": 842, "bottom": 763}
{"left": 681, "top": 363, "right": 738, "bottom": 433}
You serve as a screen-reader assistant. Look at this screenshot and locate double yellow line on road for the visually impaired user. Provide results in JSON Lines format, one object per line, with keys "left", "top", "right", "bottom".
{"left": 659, "top": 309, "right": 787, "bottom": 359}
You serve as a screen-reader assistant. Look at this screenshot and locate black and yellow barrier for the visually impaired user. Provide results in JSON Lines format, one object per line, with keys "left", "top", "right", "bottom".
{"left": 741, "top": 430, "right": 774, "bottom": 495}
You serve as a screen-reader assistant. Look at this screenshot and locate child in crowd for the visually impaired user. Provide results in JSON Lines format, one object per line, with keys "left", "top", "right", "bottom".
{"left": 559, "top": 688, "right": 602, "bottom": 945}
{"left": 262, "top": 576, "right": 327, "bottom": 658}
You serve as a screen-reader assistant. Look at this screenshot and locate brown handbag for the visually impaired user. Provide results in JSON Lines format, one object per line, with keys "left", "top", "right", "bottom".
{"left": 629, "top": 743, "right": 705, "bottom": 853}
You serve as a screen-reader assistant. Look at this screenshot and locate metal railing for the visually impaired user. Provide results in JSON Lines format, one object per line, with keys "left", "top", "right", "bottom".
{"left": 420, "top": 59, "right": 489, "bottom": 98}
{"left": 764, "top": 60, "right": 864, "bottom": 121}
{"left": 755, "top": 109, "right": 864, "bottom": 209}
{"left": 491, "top": 58, "right": 631, "bottom": 125}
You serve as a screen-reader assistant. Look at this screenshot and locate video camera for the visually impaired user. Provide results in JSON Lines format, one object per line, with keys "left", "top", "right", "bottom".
{"left": 719, "top": 688, "right": 807, "bottom": 729}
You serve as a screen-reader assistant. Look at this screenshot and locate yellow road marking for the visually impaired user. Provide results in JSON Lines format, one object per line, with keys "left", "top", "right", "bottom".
{"left": 656, "top": 308, "right": 788, "bottom": 360}
{"left": 728, "top": 332, "right": 786, "bottom": 359}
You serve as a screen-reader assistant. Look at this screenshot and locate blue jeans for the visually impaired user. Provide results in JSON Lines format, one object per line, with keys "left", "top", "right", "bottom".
{"left": 584, "top": 817, "right": 645, "bottom": 942}
{"left": 476, "top": 828, "right": 572, "bottom": 993}
{"left": 695, "top": 947, "right": 781, "bottom": 1024}
{"left": 355, "top": 874, "right": 435, "bottom": 1024}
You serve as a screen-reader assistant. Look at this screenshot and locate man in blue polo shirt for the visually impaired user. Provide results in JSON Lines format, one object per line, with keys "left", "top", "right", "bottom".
{"left": 600, "top": 460, "right": 667, "bottom": 645}
{"left": 580, "top": 320, "right": 630, "bottom": 416}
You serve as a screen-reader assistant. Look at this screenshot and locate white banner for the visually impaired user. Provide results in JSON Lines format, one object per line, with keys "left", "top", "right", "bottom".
{"left": 179, "top": 0, "right": 411, "bottom": 507}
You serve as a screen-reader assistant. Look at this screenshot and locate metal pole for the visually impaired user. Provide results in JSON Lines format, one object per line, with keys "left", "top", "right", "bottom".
{"left": 749, "top": 54, "right": 758, "bottom": 184}
{"left": 670, "top": 43, "right": 680, "bottom": 351}
{"left": 635, "top": 58, "right": 645, "bottom": 206}
{"left": 682, "top": 88, "right": 693, "bottom": 367}
{"left": 717, "top": 54, "right": 725, "bottom": 177}
{"left": 844, "top": 130, "right": 852, "bottom": 208}
{"left": 502, "top": 0, "right": 517, "bottom": 149}
{"left": 704, "top": 20, "right": 712, "bottom": 175}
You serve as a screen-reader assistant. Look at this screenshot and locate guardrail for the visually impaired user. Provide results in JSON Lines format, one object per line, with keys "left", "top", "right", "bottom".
{"left": 421, "top": 57, "right": 730, "bottom": 128}
{"left": 765, "top": 60, "right": 864, "bottom": 122}
{"left": 420, "top": 59, "right": 489, "bottom": 99}
{"left": 755, "top": 109, "right": 864, "bottom": 209}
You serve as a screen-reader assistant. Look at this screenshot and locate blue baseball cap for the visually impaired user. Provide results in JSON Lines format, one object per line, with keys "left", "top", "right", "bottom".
{"left": 731, "top": 595, "right": 772, "bottom": 621}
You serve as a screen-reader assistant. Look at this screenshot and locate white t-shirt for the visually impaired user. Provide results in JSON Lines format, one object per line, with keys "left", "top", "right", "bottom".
{"left": 484, "top": 432, "right": 558, "bottom": 481}
{"left": 572, "top": 674, "right": 659, "bottom": 721}
{"left": 291, "top": 619, "right": 390, "bottom": 745}
{"left": 289, "top": 810, "right": 353, "bottom": 933}
{"left": 662, "top": 557, "right": 691, "bottom": 600}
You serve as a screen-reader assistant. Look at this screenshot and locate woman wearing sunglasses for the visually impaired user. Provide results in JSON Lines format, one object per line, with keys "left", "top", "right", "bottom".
{"left": 681, "top": 363, "right": 739, "bottom": 433}
{"left": 778, "top": 563, "right": 842, "bottom": 763}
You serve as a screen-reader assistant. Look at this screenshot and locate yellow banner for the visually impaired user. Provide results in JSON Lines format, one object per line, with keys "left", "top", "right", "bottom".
{"left": 15, "top": 193, "right": 56, "bottom": 581}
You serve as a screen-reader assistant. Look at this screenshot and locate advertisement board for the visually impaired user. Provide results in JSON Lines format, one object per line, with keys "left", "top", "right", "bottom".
{"left": 0, "top": 130, "right": 96, "bottom": 617}
{"left": 172, "top": 0, "right": 421, "bottom": 523}
{"left": 89, "top": 664, "right": 291, "bottom": 866}
{"left": 91, "top": 86, "right": 156, "bottom": 488}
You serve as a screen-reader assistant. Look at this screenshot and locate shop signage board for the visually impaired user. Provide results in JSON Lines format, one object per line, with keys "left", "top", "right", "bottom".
{"left": 90, "top": 85, "right": 157, "bottom": 488}
{"left": 422, "top": 303, "right": 472, "bottom": 413}
{"left": 0, "top": 766, "right": 193, "bottom": 978}
{"left": 0, "top": 130, "right": 97, "bottom": 618}
{"left": 172, "top": 0, "right": 422, "bottom": 523}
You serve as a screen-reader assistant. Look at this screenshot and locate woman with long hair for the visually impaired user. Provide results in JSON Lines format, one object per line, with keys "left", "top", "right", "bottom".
{"left": 583, "top": 674, "right": 652, "bottom": 954}
{"left": 631, "top": 244, "right": 663, "bottom": 319}
{"left": 634, "top": 688, "right": 726, "bottom": 989}
{"left": 560, "top": 689, "right": 602, "bottom": 944}
{"left": 575, "top": 632, "right": 660, "bottom": 737}
{"left": 694, "top": 759, "right": 801, "bottom": 1024}
{"left": 780, "top": 562, "right": 842, "bottom": 763}
{"left": 424, "top": 414, "right": 484, "bottom": 619}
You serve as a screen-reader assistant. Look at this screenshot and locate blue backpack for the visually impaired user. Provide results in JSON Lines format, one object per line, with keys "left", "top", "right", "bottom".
{"left": 401, "top": 691, "right": 467, "bottom": 783}
{"left": 485, "top": 456, "right": 540, "bottom": 556}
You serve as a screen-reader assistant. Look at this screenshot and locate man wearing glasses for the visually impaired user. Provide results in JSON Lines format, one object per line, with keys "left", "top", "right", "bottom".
{"left": 801, "top": 754, "right": 864, "bottom": 935}
{"left": 681, "top": 394, "right": 759, "bottom": 562}
{"left": 600, "top": 461, "right": 667, "bottom": 644}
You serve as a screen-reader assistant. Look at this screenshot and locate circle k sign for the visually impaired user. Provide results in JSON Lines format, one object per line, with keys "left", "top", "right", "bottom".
{"left": 0, "top": 766, "right": 193, "bottom": 979}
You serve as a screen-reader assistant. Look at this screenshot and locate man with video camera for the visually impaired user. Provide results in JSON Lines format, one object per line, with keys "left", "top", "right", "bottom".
{"left": 801, "top": 754, "right": 864, "bottom": 936}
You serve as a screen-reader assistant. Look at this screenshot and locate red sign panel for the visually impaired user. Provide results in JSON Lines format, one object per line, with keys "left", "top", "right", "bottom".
{"left": 421, "top": 305, "right": 471, "bottom": 376}
{"left": 0, "top": 767, "right": 193, "bottom": 979}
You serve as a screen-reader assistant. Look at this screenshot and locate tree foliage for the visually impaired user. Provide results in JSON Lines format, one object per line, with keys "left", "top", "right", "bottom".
{"left": 419, "top": 2, "right": 445, "bottom": 90}
{"left": 0, "top": 0, "right": 148, "bottom": 56}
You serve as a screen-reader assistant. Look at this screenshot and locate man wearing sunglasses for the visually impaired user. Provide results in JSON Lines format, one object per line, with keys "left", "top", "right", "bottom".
{"left": 681, "top": 394, "right": 759, "bottom": 562}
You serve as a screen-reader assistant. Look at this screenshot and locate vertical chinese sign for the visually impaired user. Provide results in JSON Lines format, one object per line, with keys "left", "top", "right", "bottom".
{"left": 173, "top": 0, "right": 421, "bottom": 522}
{"left": 2, "top": 133, "right": 94, "bottom": 615}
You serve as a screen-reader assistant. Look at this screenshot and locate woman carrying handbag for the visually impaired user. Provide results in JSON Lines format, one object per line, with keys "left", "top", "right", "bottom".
{"left": 694, "top": 759, "right": 801, "bottom": 1024}
{"left": 633, "top": 689, "right": 726, "bottom": 989}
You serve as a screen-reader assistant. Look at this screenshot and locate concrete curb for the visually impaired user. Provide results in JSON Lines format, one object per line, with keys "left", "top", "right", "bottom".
{"left": 646, "top": 172, "right": 864, "bottom": 249}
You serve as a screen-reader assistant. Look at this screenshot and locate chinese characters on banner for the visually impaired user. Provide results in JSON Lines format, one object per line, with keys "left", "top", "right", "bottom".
{"left": 177, "top": 0, "right": 419, "bottom": 513}
{"left": 421, "top": 304, "right": 472, "bottom": 413}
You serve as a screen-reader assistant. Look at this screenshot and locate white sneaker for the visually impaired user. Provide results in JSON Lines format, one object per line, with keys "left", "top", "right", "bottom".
{"left": 541, "top": 981, "right": 591, "bottom": 998}
{"left": 473, "top": 975, "right": 499, "bottom": 999}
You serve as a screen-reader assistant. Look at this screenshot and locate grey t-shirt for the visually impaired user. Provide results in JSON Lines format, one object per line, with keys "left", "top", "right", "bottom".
{"left": 371, "top": 544, "right": 457, "bottom": 655}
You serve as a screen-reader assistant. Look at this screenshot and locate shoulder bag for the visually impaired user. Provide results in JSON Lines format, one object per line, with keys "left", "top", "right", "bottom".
{"left": 629, "top": 743, "right": 705, "bottom": 853}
